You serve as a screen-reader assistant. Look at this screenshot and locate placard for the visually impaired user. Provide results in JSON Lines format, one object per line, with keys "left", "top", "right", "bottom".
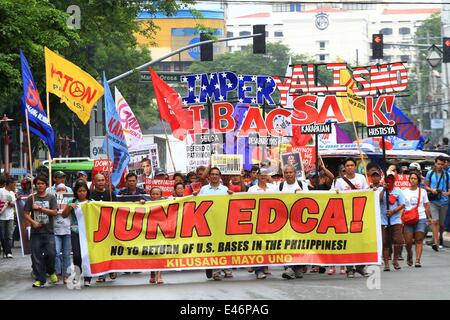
{"left": 210, "top": 154, "right": 243, "bottom": 175}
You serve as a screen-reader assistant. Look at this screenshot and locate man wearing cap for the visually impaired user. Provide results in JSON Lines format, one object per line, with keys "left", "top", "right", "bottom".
{"left": 378, "top": 170, "right": 406, "bottom": 271}
{"left": 153, "top": 168, "right": 168, "bottom": 180}
{"left": 248, "top": 168, "right": 277, "bottom": 279}
{"left": 19, "top": 177, "right": 32, "bottom": 197}
{"left": 47, "top": 171, "right": 73, "bottom": 193}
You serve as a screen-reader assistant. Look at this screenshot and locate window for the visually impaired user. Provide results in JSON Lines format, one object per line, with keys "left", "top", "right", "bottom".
{"left": 383, "top": 55, "right": 392, "bottom": 62}
{"left": 400, "top": 55, "right": 411, "bottom": 62}
{"left": 380, "top": 28, "right": 393, "bottom": 35}
{"left": 274, "top": 31, "right": 283, "bottom": 37}
{"left": 265, "top": 31, "right": 269, "bottom": 37}
{"left": 399, "top": 27, "right": 411, "bottom": 35}
{"left": 273, "top": 3, "right": 304, "bottom": 12}
{"left": 319, "top": 41, "right": 326, "bottom": 50}
{"left": 227, "top": 31, "right": 233, "bottom": 38}
{"left": 317, "top": 3, "right": 340, "bottom": 8}
{"left": 343, "top": 3, "right": 375, "bottom": 10}
{"left": 239, "top": 31, "right": 251, "bottom": 36}
{"left": 318, "top": 54, "right": 327, "bottom": 62}
{"left": 174, "top": 62, "right": 182, "bottom": 71}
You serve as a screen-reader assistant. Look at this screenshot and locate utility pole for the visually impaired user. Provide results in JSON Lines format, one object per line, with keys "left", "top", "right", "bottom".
{"left": 442, "top": 3, "right": 450, "bottom": 138}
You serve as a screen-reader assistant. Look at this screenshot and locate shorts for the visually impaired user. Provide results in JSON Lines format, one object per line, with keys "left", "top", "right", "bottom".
{"left": 429, "top": 202, "right": 448, "bottom": 223}
{"left": 404, "top": 218, "right": 427, "bottom": 234}
{"left": 381, "top": 224, "right": 404, "bottom": 248}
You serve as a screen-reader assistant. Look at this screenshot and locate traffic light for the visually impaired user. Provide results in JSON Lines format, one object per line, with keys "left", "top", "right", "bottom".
{"left": 372, "top": 34, "right": 383, "bottom": 59}
{"left": 443, "top": 37, "right": 450, "bottom": 63}
{"left": 200, "top": 33, "right": 213, "bottom": 61}
{"left": 253, "top": 25, "right": 266, "bottom": 54}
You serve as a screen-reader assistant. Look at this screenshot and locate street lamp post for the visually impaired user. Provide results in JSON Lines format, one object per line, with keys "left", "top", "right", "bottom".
{"left": 426, "top": 45, "right": 444, "bottom": 146}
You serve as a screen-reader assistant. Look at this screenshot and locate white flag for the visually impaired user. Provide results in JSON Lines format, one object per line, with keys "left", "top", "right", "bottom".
{"left": 114, "top": 87, "right": 143, "bottom": 150}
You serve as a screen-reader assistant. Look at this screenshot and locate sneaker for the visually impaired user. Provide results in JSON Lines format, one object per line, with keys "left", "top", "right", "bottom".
{"left": 355, "top": 269, "right": 369, "bottom": 277}
{"left": 318, "top": 267, "right": 326, "bottom": 274}
{"left": 32, "top": 280, "right": 44, "bottom": 288}
{"left": 49, "top": 273, "right": 59, "bottom": 284}
{"left": 6, "top": 253, "right": 13, "bottom": 258}
{"left": 282, "top": 268, "right": 296, "bottom": 280}
{"left": 439, "top": 245, "right": 444, "bottom": 249}
{"left": 263, "top": 266, "right": 271, "bottom": 275}
{"left": 205, "top": 269, "right": 213, "bottom": 279}
{"left": 212, "top": 272, "right": 222, "bottom": 281}
{"left": 432, "top": 244, "right": 439, "bottom": 252}
{"left": 293, "top": 268, "right": 304, "bottom": 279}
{"left": 247, "top": 267, "right": 254, "bottom": 273}
{"left": 224, "top": 269, "right": 233, "bottom": 278}
{"left": 84, "top": 279, "right": 91, "bottom": 287}
{"left": 346, "top": 270, "right": 355, "bottom": 278}
{"left": 256, "top": 272, "right": 266, "bottom": 279}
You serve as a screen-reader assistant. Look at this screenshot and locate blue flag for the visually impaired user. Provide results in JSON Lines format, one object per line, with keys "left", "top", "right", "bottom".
{"left": 385, "top": 104, "right": 425, "bottom": 150}
{"left": 102, "top": 73, "right": 130, "bottom": 187}
{"left": 20, "top": 50, "right": 55, "bottom": 157}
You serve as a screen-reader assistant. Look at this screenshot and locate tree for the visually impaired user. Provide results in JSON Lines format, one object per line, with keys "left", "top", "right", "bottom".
{"left": 0, "top": 0, "right": 195, "bottom": 159}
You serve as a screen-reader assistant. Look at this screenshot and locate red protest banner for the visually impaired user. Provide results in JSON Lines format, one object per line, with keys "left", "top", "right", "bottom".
{"left": 92, "top": 159, "right": 112, "bottom": 185}
{"left": 394, "top": 174, "right": 411, "bottom": 189}
{"left": 145, "top": 178, "right": 176, "bottom": 197}
{"left": 297, "top": 146, "right": 316, "bottom": 174}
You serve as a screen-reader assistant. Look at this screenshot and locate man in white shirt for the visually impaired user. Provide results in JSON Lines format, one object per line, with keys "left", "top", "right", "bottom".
{"left": 197, "top": 167, "right": 233, "bottom": 281}
{"left": 332, "top": 157, "right": 369, "bottom": 278}
{"left": 333, "top": 158, "right": 369, "bottom": 191}
{"left": 0, "top": 176, "right": 17, "bottom": 258}
{"left": 248, "top": 168, "right": 276, "bottom": 279}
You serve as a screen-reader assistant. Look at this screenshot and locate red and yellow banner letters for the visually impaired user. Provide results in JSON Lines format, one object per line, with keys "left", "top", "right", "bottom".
{"left": 77, "top": 191, "right": 382, "bottom": 275}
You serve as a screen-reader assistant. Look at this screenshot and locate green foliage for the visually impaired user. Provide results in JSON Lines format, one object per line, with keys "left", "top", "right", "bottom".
{"left": 0, "top": 0, "right": 195, "bottom": 158}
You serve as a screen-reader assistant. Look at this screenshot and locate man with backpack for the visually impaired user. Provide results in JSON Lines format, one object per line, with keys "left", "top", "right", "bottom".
{"left": 424, "top": 155, "right": 450, "bottom": 251}
{"left": 332, "top": 157, "right": 370, "bottom": 278}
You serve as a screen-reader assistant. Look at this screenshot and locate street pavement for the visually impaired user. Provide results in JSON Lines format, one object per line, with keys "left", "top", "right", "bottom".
{"left": 1, "top": 243, "right": 450, "bottom": 300}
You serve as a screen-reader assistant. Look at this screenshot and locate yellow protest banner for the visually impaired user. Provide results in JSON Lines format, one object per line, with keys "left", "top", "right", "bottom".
{"left": 76, "top": 191, "right": 382, "bottom": 275}
{"left": 44, "top": 47, "right": 104, "bottom": 124}
{"left": 337, "top": 67, "right": 367, "bottom": 125}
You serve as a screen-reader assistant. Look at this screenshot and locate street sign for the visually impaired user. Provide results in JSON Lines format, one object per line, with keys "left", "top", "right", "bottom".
{"left": 139, "top": 72, "right": 188, "bottom": 83}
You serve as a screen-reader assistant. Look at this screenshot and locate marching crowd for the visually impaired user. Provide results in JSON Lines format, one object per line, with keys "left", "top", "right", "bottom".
{"left": 1, "top": 155, "right": 450, "bottom": 288}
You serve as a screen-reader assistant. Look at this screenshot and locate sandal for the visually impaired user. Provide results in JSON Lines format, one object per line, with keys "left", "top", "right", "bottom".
{"left": 383, "top": 266, "right": 390, "bottom": 272}
{"left": 393, "top": 262, "right": 401, "bottom": 270}
{"left": 109, "top": 272, "right": 117, "bottom": 280}
{"left": 415, "top": 260, "right": 421, "bottom": 268}
{"left": 96, "top": 277, "right": 106, "bottom": 283}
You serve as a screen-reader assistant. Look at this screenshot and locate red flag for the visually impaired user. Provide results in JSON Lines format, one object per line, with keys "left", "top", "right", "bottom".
{"left": 149, "top": 68, "right": 193, "bottom": 140}
{"left": 290, "top": 107, "right": 312, "bottom": 147}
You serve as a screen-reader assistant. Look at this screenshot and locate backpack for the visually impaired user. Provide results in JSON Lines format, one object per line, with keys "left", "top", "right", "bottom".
{"left": 427, "top": 170, "right": 449, "bottom": 200}
{"left": 279, "top": 180, "right": 303, "bottom": 191}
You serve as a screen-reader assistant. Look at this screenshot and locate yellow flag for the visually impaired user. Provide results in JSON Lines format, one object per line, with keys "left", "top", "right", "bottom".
{"left": 45, "top": 47, "right": 104, "bottom": 124}
{"left": 337, "top": 67, "right": 367, "bottom": 125}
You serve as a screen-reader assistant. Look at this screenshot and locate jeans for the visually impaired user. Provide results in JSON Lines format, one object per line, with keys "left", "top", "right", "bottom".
{"left": 0, "top": 220, "right": 15, "bottom": 255}
{"left": 55, "top": 234, "right": 72, "bottom": 277}
{"left": 30, "top": 233, "right": 56, "bottom": 283}
{"left": 71, "top": 232, "right": 91, "bottom": 282}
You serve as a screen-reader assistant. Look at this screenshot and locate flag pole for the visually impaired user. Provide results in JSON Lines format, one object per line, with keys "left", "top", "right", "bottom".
{"left": 46, "top": 91, "right": 52, "bottom": 190}
{"left": 160, "top": 118, "right": 177, "bottom": 172}
{"left": 24, "top": 110, "right": 35, "bottom": 203}
{"left": 105, "top": 133, "right": 113, "bottom": 201}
